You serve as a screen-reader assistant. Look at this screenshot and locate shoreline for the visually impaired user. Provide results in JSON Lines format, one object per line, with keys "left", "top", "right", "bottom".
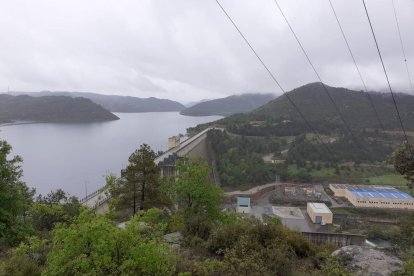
{"left": 0, "top": 121, "right": 44, "bottom": 127}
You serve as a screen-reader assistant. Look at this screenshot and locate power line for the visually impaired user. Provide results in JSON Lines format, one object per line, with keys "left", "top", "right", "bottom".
{"left": 391, "top": 0, "right": 414, "bottom": 95}
{"left": 214, "top": 0, "right": 337, "bottom": 160}
{"left": 362, "top": 0, "right": 409, "bottom": 143}
{"left": 272, "top": 0, "right": 364, "bottom": 150}
{"left": 328, "top": 0, "right": 385, "bottom": 131}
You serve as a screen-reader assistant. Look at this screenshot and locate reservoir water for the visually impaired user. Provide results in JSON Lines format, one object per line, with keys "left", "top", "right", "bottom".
{"left": 0, "top": 112, "right": 221, "bottom": 197}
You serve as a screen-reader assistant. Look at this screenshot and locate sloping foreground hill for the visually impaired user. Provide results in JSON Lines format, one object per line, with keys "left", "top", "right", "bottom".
{"left": 180, "top": 93, "right": 275, "bottom": 116}
{"left": 189, "top": 82, "right": 414, "bottom": 135}
{"left": 10, "top": 91, "right": 185, "bottom": 113}
{"left": 0, "top": 94, "right": 119, "bottom": 123}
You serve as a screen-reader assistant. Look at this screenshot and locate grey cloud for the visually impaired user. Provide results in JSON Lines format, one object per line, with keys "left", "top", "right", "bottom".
{"left": 0, "top": 0, "right": 413, "bottom": 103}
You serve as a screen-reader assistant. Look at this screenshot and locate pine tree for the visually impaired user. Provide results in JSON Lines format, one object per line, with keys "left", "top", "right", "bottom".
{"left": 111, "top": 144, "right": 159, "bottom": 215}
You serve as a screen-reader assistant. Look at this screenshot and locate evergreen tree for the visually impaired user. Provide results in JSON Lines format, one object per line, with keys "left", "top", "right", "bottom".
{"left": 111, "top": 144, "right": 159, "bottom": 215}
{"left": 393, "top": 143, "right": 414, "bottom": 195}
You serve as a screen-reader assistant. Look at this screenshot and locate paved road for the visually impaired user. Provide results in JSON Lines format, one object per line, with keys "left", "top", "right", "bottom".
{"left": 318, "top": 184, "right": 343, "bottom": 208}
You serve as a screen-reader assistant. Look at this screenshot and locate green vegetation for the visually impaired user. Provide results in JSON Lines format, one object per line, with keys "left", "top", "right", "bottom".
{"left": 110, "top": 144, "right": 160, "bottom": 216}
{"left": 2, "top": 137, "right": 414, "bottom": 275}
{"left": 215, "top": 83, "right": 414, "bottom": 134}
{"left": 0, "top": 140, "right": 34, "bottom": 246}
{"left": 0, "top": 139, "right": 353, "bottom": 275}
{"left": 331, "top": 207, "right": 413, "bottom": 218}
{"left": 31, "top": 189, "right": 81, "bottom": 235}
{"left": 208, "top": 130, "right": 286, "bottom": 188}
{"left": 287, "top": 132, "right": 394, "bottom": 164}
{"left": 208, "top": 129, "right": 395, "bottom": 188}
{"left": 174, "top": 160, "right": 224, "bottom": 238}
{"left": 193, "top": 83, "right": 411, "bottom": 189}
{"left": 44, "top": 209, "right": 175, "bottom": 275}
{"left": 392, "top": 143, "right": 414, "bottom": 194}
{"left": 189, "top": 83, "right": 409, "bottom": 166}
{"left": 0, "top": 94, "right": 119, "bottom": 123}
{"left": 363, "top": 174, "right": 406, "bottom": 185}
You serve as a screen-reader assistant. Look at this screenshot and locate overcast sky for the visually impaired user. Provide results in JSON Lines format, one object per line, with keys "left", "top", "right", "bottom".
{"left": 0, "top": 0, "right": 413, "bottom": 103}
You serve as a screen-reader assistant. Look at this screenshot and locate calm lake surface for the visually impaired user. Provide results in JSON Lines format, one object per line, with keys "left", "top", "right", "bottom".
{"left": 0, "top": 112, "right": 221, "bottom": 198}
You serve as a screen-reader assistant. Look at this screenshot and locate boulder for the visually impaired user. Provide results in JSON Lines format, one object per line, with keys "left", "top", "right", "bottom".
{"left": 333, "top": 245, "right": 402, "bottom": 276}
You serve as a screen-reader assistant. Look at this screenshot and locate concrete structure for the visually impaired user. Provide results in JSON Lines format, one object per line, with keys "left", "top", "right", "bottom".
{"left": 302, "top": 232, "right": 365, "bottom": 247}
{"left": 80, "top": 188, "right": 111, "bottom": 214}
{"left": 157, "top": 127, "right": 223, "bottom": 177}
{"left": 168, "top": 136, "right": 180, "bottom": 150}
{"left": 81, "top": 127, "right": 223, "bottom": 212}
{"left": 329, "top": 184, "right": 414, "bottom": 209}
{"left": 236, "top": 197, "right": 251, "bottom": 214}
{"left": 307, "top": 203, "right": 333, "bottom": 225}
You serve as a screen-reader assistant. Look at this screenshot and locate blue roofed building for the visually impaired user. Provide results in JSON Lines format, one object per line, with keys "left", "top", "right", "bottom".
{"left": 342, "top": 186, "right": 414, "bottom": 209}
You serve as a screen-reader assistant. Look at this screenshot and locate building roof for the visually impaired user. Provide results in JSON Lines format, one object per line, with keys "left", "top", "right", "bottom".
{"left": 349, "top": 187, "right": 413, "bottom": 200}
{"left": 330, "top": 183, "right": 395, "bottom": 190}
{"left": 307, "top": 202, "right": 332, "bottom": 214}
{"left": 237, "top": 197, "right": 251, "bottom": 206}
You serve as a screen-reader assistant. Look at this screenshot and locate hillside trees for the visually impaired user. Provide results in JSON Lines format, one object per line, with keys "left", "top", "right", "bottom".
{"left": 208, "top": 130, "right": 280, "bottom": 187}
{"left": 175, "top": 160, "right": 224, "bottom": 238}
{"left": 393, "top": 143, "right": 414, "bottom": 194}
{"left": 0, "top": 140, "right": 34, "bottom": 245}
{"left": 30, "top": 189, "right": 82, "bottom": 234}
{"left": 111, "top": 144, "right": 159, "bottom": 215}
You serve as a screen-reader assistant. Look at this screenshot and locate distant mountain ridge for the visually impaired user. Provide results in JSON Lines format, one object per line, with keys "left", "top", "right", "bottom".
{"left": 9, "top": 91, "right": 185, "bottom": 113}
{"left": 189, "top": 82, "right": 414, "bottom": 135}
{"left": 0, "top": 94, "right": 119, "bottom": 123}
{"left": 180, "top": 93, "right": 276, "bottom": 116}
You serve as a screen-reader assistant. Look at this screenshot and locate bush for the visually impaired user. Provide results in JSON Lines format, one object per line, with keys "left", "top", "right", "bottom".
{"left": 43, "top": 210, "right": 176, "bottom": 276}
{"left": 0, "top": 236, "right": 49, "bottom": 276}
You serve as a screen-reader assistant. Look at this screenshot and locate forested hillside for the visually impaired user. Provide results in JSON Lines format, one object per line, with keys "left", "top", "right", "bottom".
{"left": 191, "top": 83, "right": 412, "bottom": 187}
{"left": 191, "top": 82, "right": 414, "bottom": 136}
{"left": 9, "top": 91, "right": 186, "bottom": 113}
{"left": 0, "top": 94, "right": 119, "bottom": 123}
{"left": 180, "top": 93, "right": 275, "bottom": 116}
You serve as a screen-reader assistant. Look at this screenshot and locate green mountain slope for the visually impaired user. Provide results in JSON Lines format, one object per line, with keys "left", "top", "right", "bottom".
{"left": 0, "top": 94, "right": 119, "bottom": 123}
{"left": 180, "top": 93, "right": 276, "bottom": 116}
{"left": 9, "top": 91, "right": 185, "bottom": 113}
{"left": 196, "top": 82, "right": 414, "bottom": 136}
{"left": 254, "top": 82, "right": 414, "bottom": 129}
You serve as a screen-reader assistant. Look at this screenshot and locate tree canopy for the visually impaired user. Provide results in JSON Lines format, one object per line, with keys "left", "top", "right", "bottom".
{"left": 0, "top": 140, "right": 34, "bottom": 246}
{"left": 175, "top": 160, "right": 224, "bottom": 238}
{"left": 393, "top": 143, "right": 414, "bottom": 194}
{"left": 110, "top": 144, "right": 159, "bottom": 215}
{"left": 44, "top": 209, "right": 175, "bottom": 275}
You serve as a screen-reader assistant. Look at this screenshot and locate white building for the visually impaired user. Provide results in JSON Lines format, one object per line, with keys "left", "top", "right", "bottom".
{"left": 307, "top": 203, "right": 333, "bottom": 225}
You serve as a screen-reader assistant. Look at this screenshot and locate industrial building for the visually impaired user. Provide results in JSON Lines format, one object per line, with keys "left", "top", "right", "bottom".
{"left": 307, "top": 203, "right": 333, "bottom": 225}
{"left": 329, "top": 184, "right": 414, "bottom": 209}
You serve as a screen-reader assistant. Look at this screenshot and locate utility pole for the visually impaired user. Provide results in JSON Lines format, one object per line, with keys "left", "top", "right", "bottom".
{"left": 85, "top": 181, "right": 88, "bottom": 199}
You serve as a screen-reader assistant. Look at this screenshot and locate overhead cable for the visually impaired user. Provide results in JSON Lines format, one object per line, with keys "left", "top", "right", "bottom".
{"left": 328, "top": 0, "right": 385, "bottom": 131}
{"left": 362, "top": 0, "right": 409, "bottom": 143}
{"left": 214, "top": 0, "right": 337, "bottom": 160}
